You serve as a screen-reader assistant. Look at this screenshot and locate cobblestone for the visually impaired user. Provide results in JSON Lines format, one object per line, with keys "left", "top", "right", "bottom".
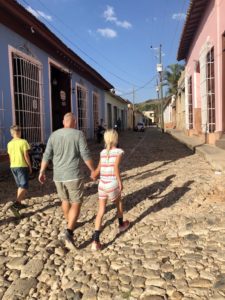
{"left": 1, "top": 128, "right": 225, "bottom": 299}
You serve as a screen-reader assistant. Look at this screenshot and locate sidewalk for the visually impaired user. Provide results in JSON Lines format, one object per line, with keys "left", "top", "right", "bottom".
{"left": 166, "top": 128, "right": 225, "bottom": 173}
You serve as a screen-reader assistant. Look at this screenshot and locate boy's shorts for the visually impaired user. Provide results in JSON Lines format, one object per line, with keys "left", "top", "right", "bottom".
{"left": 98, "top": 179, "right": 121, "bottom": 202}
{"left": 11, "top": 167, "right": 29, "bottom": 189}
{"left": 55, "top": 179, "right": 84, "bottom": 204}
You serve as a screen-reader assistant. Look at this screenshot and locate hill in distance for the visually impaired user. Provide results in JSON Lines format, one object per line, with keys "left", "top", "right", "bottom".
{"left": 135, "top": 98, "right": 161, "bottom": 112}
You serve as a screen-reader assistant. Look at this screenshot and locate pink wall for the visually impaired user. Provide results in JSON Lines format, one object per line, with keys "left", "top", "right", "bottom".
{"left": 185, "top": 0, "right": 225, "bottom": 132}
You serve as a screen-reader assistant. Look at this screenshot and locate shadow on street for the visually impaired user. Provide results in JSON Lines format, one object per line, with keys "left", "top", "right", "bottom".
{"left": 102, "top": 179, "right": 194, "bottom": 249}
{"left": 78, "top": 175, "right": 193, "bottom": 250}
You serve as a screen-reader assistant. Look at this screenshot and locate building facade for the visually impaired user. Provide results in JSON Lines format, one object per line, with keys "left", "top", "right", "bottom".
{"left": 177, "top": 0, "right": 225, "bottom": 144}
{"left": 105, "top": 92, "right": 128, "bottom": 130}
{"left": 0, "top": 0, "right": 112, "bottom": 154}
{"left": 143, "top": 110, "right": 155, "bottom": 124}
{"left": 134, "top": 110, "right": 145, "bottom": 126}
{"left": 175, "top": 71, "right": 186, "bottom": 131}
{"left": 163, "top": 96, "right": 176, "bottom": 129}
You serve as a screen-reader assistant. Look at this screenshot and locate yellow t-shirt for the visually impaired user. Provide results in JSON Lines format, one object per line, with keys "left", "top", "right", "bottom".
{"left": 7, "top": 138, "right": 30, "bottom": 168}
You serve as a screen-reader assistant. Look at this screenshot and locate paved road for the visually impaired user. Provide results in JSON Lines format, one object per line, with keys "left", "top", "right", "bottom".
{"left": 1, "top": 128, "right": 225, "bottom": 299}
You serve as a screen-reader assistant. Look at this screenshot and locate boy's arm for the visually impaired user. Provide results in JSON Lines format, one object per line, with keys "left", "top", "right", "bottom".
{"left": 114, "top": 154, "right": 123, "bottom": 191}
{"left": 24, "top": 150, "right": 32, "bottom": 174}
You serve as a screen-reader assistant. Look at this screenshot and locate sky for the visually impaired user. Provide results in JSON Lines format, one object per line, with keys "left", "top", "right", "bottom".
{"left": 18, "top": 0, "right": 189, "bottom": 103}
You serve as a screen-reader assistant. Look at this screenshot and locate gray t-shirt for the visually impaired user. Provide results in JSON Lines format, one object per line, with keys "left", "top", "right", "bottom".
{"left": 43, "top": 128, "right": 91, "bottom": 182}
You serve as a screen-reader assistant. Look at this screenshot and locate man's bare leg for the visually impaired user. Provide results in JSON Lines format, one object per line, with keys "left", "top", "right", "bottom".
{"left": 64, "top": 202, "right": 81, "bottom": 250}
{"left": 67, "top": 202, "right": 81, "bottom": 230}
{"left": 61, "top": 200, "right": 71, "bottom": 221}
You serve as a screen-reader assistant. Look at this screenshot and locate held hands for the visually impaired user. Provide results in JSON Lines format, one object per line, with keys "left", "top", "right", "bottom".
{"left": 90, "top": 170, "right": 97, "bottom": 181}
{"left": 38, "top": 172, "right": 46, "bottom": 184}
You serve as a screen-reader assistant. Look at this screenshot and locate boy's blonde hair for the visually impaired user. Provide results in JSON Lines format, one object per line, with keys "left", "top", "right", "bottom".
{"left": 104, "top": 129, "right": 118, "bottom": 154}
{"left": 10, "top": 125, "right": 21, "bottom": 135}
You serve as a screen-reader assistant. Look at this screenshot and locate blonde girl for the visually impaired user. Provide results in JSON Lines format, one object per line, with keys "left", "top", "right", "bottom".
{"left": 91, "top": 129, "right": 129, "bottom": 250}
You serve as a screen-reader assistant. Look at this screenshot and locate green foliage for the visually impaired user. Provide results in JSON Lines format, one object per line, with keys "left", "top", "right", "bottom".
{"left": 136, "top": 99, "right": 160, "bottom": 112}
{"left": 137, "top": 103, "right": 157, "bottom": 112}
{"left": 163, "top": 63, "right": 184, "bottom": 95}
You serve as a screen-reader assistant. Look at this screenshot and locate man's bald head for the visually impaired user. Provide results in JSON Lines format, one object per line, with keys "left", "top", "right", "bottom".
{"left": 63, "top": 112, "right": 76, "bottom": 128}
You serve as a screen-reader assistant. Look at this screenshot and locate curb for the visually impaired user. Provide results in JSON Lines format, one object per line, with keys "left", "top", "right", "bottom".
{"left": 166, "top": 130, "right": 225, "bottom": 173}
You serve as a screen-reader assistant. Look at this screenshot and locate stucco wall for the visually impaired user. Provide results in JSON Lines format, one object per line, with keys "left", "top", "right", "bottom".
{"left": 0, "top": 23, "right": 105, "bottom": 147}
{"left": 185, "top": 0, "right": 225, "bottom": 132}
{"left": 105, "top": 92, "right": 128, "bottom": 129}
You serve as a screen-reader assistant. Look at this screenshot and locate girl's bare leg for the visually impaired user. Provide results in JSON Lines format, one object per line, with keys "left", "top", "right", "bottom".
{"left": 115, "top": 196, "right": 123, "bottom": 218}
{"left": 95, "top": 199, "right": 107, "bottom": 230}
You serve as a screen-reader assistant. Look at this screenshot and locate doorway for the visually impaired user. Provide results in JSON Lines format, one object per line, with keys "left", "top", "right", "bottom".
{"left": 50, "top": 65, "right": 71, "bottom": 131}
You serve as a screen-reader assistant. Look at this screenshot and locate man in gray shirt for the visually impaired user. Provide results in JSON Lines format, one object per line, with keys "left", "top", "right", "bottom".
{"left": 39, "top": 112, "right": 95, "bottom": 250}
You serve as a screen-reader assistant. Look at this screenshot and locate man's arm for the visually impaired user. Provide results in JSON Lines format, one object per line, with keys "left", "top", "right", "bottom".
{"left": 38, "top": 160, "right": 49, "bottom": 184}
{"left": 79, "top": 132, "right": 92, "bottom": 162}
{"left": 91, "top": 160, "right": 101, "bottom": 180}
{"left": 78, "top": 132, "right": 95, "bottom": 177}
{"left": 38, "top": 137, "right": 53, "bottom": 184}
{"left": 84, "top": 159, "right": 96, "bottom": 180}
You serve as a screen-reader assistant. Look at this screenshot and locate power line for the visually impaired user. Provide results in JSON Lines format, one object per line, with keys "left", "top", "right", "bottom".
{"left": 167, "top": 0, "right": 188, "bottom": 61}
{"left": 35, "top": 0, "right": 145, "bottom": 86}
{"left": 20, "top": 0, "right": 141, "bottom": 87}
{"left": 119, "top": 74, "right": 157, "bottom": 97}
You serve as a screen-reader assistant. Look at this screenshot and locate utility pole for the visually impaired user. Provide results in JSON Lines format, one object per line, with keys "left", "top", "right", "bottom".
{"left": 156, "top": 79, "right": 160, "bottom": 126}
{"left": 157, "top": 44, "right": 164, "bottom": 133}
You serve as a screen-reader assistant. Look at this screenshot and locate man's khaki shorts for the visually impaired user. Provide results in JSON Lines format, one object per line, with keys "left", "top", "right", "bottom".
{"left": 55, "top": 179, "right": 84, "bottom": 204}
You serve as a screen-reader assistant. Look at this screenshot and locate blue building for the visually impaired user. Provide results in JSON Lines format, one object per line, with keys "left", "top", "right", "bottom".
{"left": 0, "top": 0, "right": 113, "bottom": 153}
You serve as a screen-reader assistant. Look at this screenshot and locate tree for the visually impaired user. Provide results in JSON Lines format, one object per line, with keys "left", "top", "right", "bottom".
{"left": 163, "top": 63, "right": 184, "bottom": 95}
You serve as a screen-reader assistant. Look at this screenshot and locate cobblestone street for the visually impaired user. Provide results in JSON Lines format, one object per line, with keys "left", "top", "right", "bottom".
{"left": 1, "top": 128, "right": 225, "bottom": 300}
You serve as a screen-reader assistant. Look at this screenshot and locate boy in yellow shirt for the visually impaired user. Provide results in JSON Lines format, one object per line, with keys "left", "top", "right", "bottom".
{"left": 7, "top": 125, "right": 32, "bottom": 217}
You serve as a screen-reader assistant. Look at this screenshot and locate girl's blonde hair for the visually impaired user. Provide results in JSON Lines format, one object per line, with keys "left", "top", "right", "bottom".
{"left": 104, "top": 129, "right": 118, "bottom": 154}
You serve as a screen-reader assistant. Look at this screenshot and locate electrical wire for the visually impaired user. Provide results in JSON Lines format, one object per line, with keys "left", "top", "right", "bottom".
{"left": 35, "top": 0, "right": 146, "bottom": 86}
{"left": 119, "top": 74, "right": 157, "bottom": 97}
{"left": 167, "top": 0, "right": 188, "bottom": 61}
{"left": 20, "top": 0, "right": 141, "bottom": 87}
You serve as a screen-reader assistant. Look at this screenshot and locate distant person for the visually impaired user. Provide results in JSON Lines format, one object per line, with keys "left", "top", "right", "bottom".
{"left": 7, "top": 125, "right": 32, "bottom": 217}
{"left": 38, "top": 112, "right": 95, "bottom": 250}
{"left": 91, "top": 129, "right": 129, "bottom": 250}
{"left": 96, "top": 119, "right": 105, "bottom": 143}
{"left": 116, "top": 118, "right": 121, "bottom": 132}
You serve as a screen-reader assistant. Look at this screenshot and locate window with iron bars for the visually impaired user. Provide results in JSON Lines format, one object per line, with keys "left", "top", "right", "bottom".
{"left": 76, "top": 85, "right": 88, "bottom": 136}
{"left": 92, "top": 92, "right": 99, "bottom": 132}
{"left": 12, "top": 53, "right": 43, "bottom": 143}
{"left": 187, "top": 76, "right": 193, "bottom": 129}
{"left": 206, "top": 47, "right": 215, "bottom": 133}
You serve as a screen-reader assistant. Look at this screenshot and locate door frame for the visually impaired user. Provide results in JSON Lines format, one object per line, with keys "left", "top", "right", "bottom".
{"left": 48, "top": 58, "right": 72, "bottom": 133}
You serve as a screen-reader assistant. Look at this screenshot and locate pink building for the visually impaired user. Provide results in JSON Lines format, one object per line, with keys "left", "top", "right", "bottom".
{"left": 177, "top": 0, "right": 225, "bottom": 145}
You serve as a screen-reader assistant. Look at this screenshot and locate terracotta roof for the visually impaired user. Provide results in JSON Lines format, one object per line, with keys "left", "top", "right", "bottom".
{"left": 0, "top": 0, "right": 113, "bottom": 90}
{"left": 177, "top": 0, "right": 210, "bottom": 61}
